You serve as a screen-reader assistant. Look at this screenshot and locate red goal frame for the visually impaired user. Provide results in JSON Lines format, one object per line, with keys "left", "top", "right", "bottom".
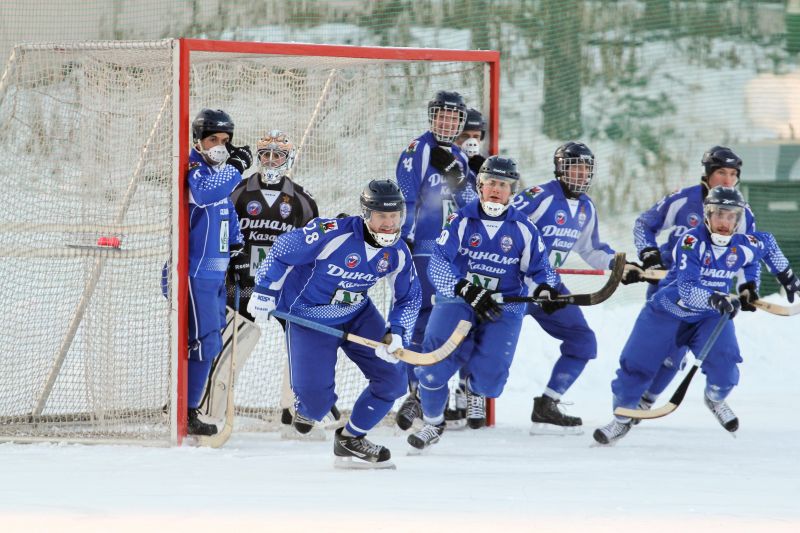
{"left": 175, "top": 39, "right": 501, "bottom": 441}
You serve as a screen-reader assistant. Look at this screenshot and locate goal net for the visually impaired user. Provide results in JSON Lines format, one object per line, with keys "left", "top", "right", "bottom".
{"left": 0, "top": 39, "right": 498, "bottom": 444}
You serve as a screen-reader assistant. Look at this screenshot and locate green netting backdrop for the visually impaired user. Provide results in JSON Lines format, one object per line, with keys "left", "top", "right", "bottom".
{"left": 2, "top": 0, "right": 799, "bottom": 288}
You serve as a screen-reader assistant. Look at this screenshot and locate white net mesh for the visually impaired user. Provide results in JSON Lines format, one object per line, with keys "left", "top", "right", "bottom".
{"left": 0, "top": 40, "right": 492, "bottom": 442}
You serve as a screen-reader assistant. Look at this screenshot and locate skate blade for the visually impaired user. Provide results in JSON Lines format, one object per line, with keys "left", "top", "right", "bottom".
{"left": 280, "top": 424, "right": 327, "bottom": 441}
{"left": 334, "top": 456, "right": 396, "bottom": 470}
{"left": 407, "top": 445, "right": 434, "bottom": 456}
{"left": 529, "top": 422, "right": 584, "bottom": 436}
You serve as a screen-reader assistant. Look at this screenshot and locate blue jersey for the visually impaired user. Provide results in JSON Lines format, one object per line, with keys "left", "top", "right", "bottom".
{"left": 396, "top": 131, "right": 477, "bottom": 254}
{"left": 254, "top": 215, "right": 421, "bottom": 344}
{"left": 187, "top": 149, "right": 244, "bottom": 279}
{"left": 653, "top": 229, "right": 788, "bottom": 321}
{"left": 512, "top": 180, "right": 615, "bottom": 269}
{"left": 633, "top": 184, "right": 757, "bottom": 266}
{"left": 428, "top": 200, "right": 560, "bottom": 316}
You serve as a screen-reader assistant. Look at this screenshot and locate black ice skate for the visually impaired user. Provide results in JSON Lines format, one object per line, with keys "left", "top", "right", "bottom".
{"left": 395, "top": 387, "right": 422, "bottom": 430}
{"left": 292, "top": 411, "right": 315, "bottom": 434}
{"left": 592, "top": 418, "right": 632, "bottom": 445}
{"left": 530, "top": 395, "right": 583, "bottom": 435}
{"left": 704, "top": 395, "right": 739, "bottom": 433}
{"left": 187, "top": 408, "right": 218, "bottom": 436}
{"left": 466, "top": 387, "right": 486, "bottom": 429}
{"left": 407, "top": 422, "right": 445, "bottom": 450}
{"left": 334, "top": 427, "right": 395, "bottom": 469}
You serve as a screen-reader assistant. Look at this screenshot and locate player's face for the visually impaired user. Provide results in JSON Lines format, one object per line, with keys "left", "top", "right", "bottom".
{"left": 259, "top": 149, "right": 287, "bottom": 169}
{"left": 480, "top": 177, "right": 513, "bottom": 205}
{"left": 199, "top": 133, "right": 230, "bottom": 150}
{"left": 565, "top": 163, "right": 591, "bottom": 185}
{"left": 432, "top": 108, "right": 463, "bottom": 139}
{"left": 455, "top": 129, "right": 482, "bottom": 146}
{"left": 707, "top": 167, "right": 739, "bottom": 188}
{"left": 708, "top": 207, "right": 741, "bottom": 236}
{"left": 367, "top": 210, "right": 403, "bottom": 234}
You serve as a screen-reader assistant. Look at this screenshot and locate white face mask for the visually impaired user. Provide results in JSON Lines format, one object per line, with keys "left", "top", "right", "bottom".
{"left": 205, "top": 144, "right": 229, "bottom": 165}
{"left": 481, "top": 201, "right": 508, "bottom": 217}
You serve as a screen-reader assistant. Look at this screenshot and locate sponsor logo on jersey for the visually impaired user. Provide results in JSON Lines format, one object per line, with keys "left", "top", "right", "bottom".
{"left": 240, "top": 218, "right": 295, "bottom": 232}
{"left": 279, "top": 195, "right": 292, "bottom": 219}
{"left": 540, "top": 225, "right": 581, "bottom": 239}
{"left": 577, "top": 207, "right": 587, "bottom": 228}
{"left": 525, "top": 185, "right": 544, "bottom": 198}
{"left": 444, "top": 213, "right": 458, "bottom": 227}
{"left": 701, "top": 268, "right": 737, "bottom": 279}
{"left": 747, "top": 234, "right": 760, "bottom": 246}
{"left": 460, "top": 249, "right": 521, "bottom": 266}
{"left": 319, "top": 220, "right": 338, "bottom": 233}
{"left": 554, "top": 210, "right": 567, "bottom": 225}
{"left": 681, "top": 234, "right": 697, "bottom": 250}
{"left": 469, "top": 233, "right": 482, "bottom": 247}
{"left": 703, "top": 250, "right": 712, "bottom": 266}
{"left": 247, "top": 201, "right": 262, "bottom": 216}
{"left": 345, "top": 253, "right": 361, "bottom": 269}
{"left": 405, "top": 139, "right": 419, "bottom": 153}
{"left": 500, "top": 235, "right": 513, "bottom": 253}
{"left": 687, "top": 212, "right": 701, "bottom": 228}
{"left": 326, "top": 264, "right": 377, "bottom": 282}
{"left": 726, "top": 247, "right": 737, "bottom": 268}
{"left": 377, "top": 252, "right": 390, "bottom": 273}
{"left": 189, "top": 161, "right": 201, "bottom": 170}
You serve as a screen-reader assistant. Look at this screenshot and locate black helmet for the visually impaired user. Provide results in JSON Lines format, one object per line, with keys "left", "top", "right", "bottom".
{"left": 192, "top": 109, "right": 235, "bottom": 143}
{"left": 703, "top": 186, "right": 746, "bottom": 246}
{"left": 477, "top": 156, "right": 520, "bottom": 190}
{"left": 553, "top": 141, "right": 595, "bottom": 196}
{"left": 360, "top": 179, "right": 406, "bottom": 247}
{"left": 463, "top": 108, "right": 487, "bottom": 140}
{"left": 701, "top": 146, "right": 742, "bottom": 180}
{"left": 427, "top": 90, "right": 467, "bottom": 145}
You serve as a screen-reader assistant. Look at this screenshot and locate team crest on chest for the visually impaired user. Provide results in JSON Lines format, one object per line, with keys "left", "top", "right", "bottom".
{"left": 703, "top": 250, "right": 712, "bottom": 266}
{"left": 376, "top": 252, "right": 390, "bottom": 273}
{"left": 726, "top": 247, "right": 738, "bottom": 268}
{"left": 279, "top": 194, "right": 292, "bottom": 219}
{"left": 469, "top": 233, "right": 482, "bottom": 247}
{"left": 554, "top": 210, "right": 568, "bottom": 225}
{"left": 345, "top": 253, "right": 361, "bottom": 269}
{"left": 247, "top": 200, "right": 262, "bottom": 216}
{"left": 687, "top": 213, "right": 701, "bottom": 228}
{"left": 500, "top": 235, "right": 513, "bottom": 253}
{"left": 577, "top": 207, "right": 587, "bottom": 228}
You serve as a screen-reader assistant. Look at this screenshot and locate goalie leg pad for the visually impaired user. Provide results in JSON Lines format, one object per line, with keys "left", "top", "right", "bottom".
{"left": 199, "top": 306, "right": 261, "bottom": 420}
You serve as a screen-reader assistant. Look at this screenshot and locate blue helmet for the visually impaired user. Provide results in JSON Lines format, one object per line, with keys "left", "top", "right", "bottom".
{"left": 427, "top": 90, "right": 467, "bottom": 145}
{"left": 463, "top": 108, "right": 487, "bottom": 140}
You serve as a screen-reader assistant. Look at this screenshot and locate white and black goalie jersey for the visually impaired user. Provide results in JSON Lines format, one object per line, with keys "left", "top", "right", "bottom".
{"left": 230, "top": 173, "right": 318, "bottom": 289}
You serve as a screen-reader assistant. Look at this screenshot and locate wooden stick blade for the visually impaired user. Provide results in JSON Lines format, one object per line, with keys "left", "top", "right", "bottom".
{"left": 394, "top": 320, "right": 471, "bottom": 366}
{"left": 614, "top": 402, "right": 678, "bottom": 420}
{"left": 753, "top": 299, "right": 800, "bottom": 316}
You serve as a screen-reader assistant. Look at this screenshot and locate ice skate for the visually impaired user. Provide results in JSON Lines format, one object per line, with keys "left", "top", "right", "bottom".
{"left": 407, "top": 422, "right": 445, "bottom": 451}
{"left": 280, "top": 408, "right": 327, "bottom": 441}
{"left": 592, "top": 418, "right": 632, "bottom": 446}
{"left": 187, "top": 408, "right": 218, "bottom": 436}
{"left": 530, "top": 395, "right": 583, "bottom": 435}
{"left": 444, "top": 386, "right": 467, "bottom": 430}
{"left": 333, "top": 427, "right": 396, "bottom": 470}
{"left": 466, "top": 387, "right": 486, "bottom": 429}
{"left": 395, "top": 388, "right": 422, "bottom": 430}
{"left": 704, "top": 394, "right": 739, "bottom": 433}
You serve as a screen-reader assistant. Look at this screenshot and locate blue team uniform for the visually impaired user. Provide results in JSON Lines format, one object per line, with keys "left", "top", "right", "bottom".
{"left": 633, "top": 184, "right": 758, "bottom": 398}
{"left": 396, "top": 132, "right": 478, "bottom": 355}
{"left": 511, "top": 180, "right": 615, "bottom": 396}
{"left": 414, "top": 201, "right": 559, "bottom": 419}
{"left": 612, "top": 229, "right": 788, "bottom": 411}
{"left": 187, "top": 148, "right": 244, "bottom": 408}
{"left": 254, "top": 215, "right": 421, "bottom": 436}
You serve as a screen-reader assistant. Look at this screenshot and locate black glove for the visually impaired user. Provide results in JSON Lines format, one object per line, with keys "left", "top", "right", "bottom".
{"left": 226, "top": 143, "right": 252, "bottom": 174}
{"left": 708, "top": 292, "right": 741, "bottom": 319}
{"left": 639, "top": 247, "right": 664, "bottom": 271}
{"left": 621, "top": 261, "right": 646, "bottom": 285}
{"left": 533, "top": 284, "right": 567, "bottom": 315}
{"left": 430, "top": 146, "right": 466, "bottom": 191}
{"left": 776, "top": 267, "right": 800, "bottom": 303}
{"left": 468, "top": 154, "right": 486, "bottom": 175}
{"left": 228, "top": 243, "right": 249, "bottom": 281}
{"left": 455, "top": 279, "right": 502, "bottom": 322}
{"left": 403, "top": 237, "right": 414, "bottom": 254}
{"left": 737, "top": 281, "right": 759, "bottom": 312}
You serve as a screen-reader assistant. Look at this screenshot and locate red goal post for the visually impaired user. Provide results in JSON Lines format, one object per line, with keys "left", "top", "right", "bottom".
{"left": 0, "top": 38, "right": 500, "bottom": 445}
